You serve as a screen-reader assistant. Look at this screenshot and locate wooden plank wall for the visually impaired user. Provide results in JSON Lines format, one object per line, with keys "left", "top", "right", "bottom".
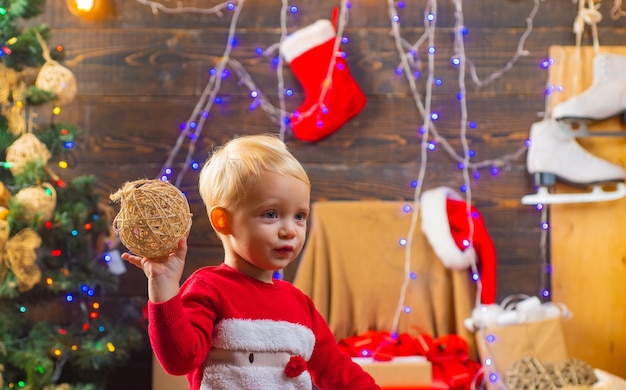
{"left": 32, "top": 0, "right": 626, "bottom": 387}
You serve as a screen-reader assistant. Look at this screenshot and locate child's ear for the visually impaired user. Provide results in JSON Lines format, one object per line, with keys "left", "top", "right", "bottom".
{"left": 209, "top": 207, "right": 231, "bottom": 234}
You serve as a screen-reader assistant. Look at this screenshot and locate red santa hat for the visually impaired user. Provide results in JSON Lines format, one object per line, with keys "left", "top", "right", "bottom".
{"left": 420, "top": 187, "right": 497, "bottom": 304}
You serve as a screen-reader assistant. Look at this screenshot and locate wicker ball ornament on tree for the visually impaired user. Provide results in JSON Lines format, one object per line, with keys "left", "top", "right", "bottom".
{"left": 34, "top": 32, "right": 77, "bottom": 106}
{"left": 110, "top": 179, "right": 192, "bottom": 260}
{"left": 6, "top": 133, "right": 52, "bottom": 176}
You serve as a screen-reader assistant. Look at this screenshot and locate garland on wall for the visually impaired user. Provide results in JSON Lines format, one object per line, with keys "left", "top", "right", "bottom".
{"left": 133, "top": 0, "right": 617, "bottom": 386}
{"left": 135, "top": 0, "right": 549, "bottom": 310}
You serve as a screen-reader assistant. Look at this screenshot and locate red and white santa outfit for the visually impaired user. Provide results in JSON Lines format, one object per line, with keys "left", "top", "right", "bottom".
{"left": 149, "top": 263, "right": 380, "bottom": 389}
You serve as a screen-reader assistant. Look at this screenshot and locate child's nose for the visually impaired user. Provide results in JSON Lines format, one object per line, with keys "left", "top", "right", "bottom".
{"left": 279, "top": 221, "right": 296, "bottom": 238}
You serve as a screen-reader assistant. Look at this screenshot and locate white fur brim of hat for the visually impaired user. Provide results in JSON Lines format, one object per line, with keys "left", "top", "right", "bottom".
{"left": 420, "top": 186, "right": 477, "bottom": 270}
{"left": 280, "top": 19, "right": 335, "bottom": 63}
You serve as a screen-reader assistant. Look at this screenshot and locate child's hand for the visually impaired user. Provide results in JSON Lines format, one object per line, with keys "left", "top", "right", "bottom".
{"left": 121, "top": 237, "right": 187, "bottom": 302}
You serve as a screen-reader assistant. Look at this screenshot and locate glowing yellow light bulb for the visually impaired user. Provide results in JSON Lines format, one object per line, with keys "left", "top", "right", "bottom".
{"left": 53, "top": 106, "right": 61, "bottom": 115}
{"left": 58, "top": 161, "right": 68, "bottom": 169}
{"left": 107, "top": 342, "right": 115, "bottom": 352}
{"left": 71, "top": 0, "right": 94, "bottom": 12}
{"left": 53, "top": 349, "right": 62, "bottom": 356}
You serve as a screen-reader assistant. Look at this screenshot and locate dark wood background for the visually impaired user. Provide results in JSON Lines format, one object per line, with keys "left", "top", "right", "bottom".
{"left": 33, "top": 1, "right": 625, "bottom": 388}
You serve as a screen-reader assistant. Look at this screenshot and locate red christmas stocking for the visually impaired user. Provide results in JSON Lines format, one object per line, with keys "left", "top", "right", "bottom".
{"left": 280, "top": 17, "right": 366, "bottom": 142}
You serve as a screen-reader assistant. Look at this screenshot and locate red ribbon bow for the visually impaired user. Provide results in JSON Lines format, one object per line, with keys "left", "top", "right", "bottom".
{"left": 338, "top": 330, "right": 483, "bottom": 389}
{"left": 338, "top": 330, "right": 429, "bottom": 361}
{"left": 416, "top": 334, "right": 482, "bottom": 390}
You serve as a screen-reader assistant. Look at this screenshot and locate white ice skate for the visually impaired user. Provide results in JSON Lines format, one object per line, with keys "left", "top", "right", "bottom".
{"left": 552, "top": 52, "right": 626, "bottom": 138}
{"left": 521, "top": 119, "right": 626, "bottom": 205}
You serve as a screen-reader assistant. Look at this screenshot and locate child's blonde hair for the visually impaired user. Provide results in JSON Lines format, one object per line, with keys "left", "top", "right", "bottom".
{"left": 198, "top": 133, "right": 310, "bottom": 212}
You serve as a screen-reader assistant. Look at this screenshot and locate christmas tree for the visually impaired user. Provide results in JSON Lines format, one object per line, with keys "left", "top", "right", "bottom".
{"left": 0, "top": 1, "right": 144, "bottom": 389}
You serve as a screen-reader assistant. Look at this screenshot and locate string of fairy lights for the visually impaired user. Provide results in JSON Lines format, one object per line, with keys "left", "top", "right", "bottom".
{"left": 137, "top": 0, "right": 538, "bottom": 290}
{"left": 0, "top": 0, "right": 614, "bottom": 386}
{"left": 135, "top": 0, "right": 614, "bottom": 386}
{"left": 136, "top": 0, "right": 539, "bottom": 378}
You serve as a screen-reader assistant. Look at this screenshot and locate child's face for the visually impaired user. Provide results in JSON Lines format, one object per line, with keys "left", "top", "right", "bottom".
{"left": 226, "top": 170, "right": 310, "bottom": 280}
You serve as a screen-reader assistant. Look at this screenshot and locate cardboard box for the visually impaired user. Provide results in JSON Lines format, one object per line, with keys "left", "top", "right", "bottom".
{"left": 352, "top": 356, "right": 432, "bottom": 388}
{"left": 475, "top": 316, "right": 569, "bottom": 390}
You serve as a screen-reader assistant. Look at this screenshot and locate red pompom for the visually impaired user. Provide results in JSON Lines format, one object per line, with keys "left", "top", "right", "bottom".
{"left": 284, "top": 355, "right": 307, "bottom": 378}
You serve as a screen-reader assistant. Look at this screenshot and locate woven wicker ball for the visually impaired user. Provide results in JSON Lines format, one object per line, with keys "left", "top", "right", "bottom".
{"left": 6, "top": 133, "right": 52, "bottom": 176}
{"left": 505, "top": 357, "right": 553, "bottom": 390}
{"left": 14, "top": 183, "right": 57, "bottom": 223}
{"left": 506, "top": 357, "right": 598, "bottom": 390}
{"left": 35, "top": 61, "right": 77, "bottom": 106}
{"left": 110, "top": 179, "right": 192, "bottom": 259}
{"left": 553, "top": 359, "right": 597, "bottom": 386}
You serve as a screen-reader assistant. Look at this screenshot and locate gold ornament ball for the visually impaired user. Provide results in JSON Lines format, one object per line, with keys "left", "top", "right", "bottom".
{"left": 6, "top": 133, "right": 52, "bottom": 176}
{"left": 15, "top": 183, "right": 57, "bottom": 223}
{"left": 35, "top": 61, "right": 77, "bottom": 106}
{"left": 110, "top": 179, "right": 192, "bottom": 260}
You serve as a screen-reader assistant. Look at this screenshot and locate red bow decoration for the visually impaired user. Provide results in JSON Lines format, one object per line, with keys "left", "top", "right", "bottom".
{"left": 338, "top": 330, "right": 483, "bottom": 390}
{"left": 417, "top": 334, "right": 482, "bottom": 390}
{"left": 338, "top": 330, "right": 431, "bottom": 361}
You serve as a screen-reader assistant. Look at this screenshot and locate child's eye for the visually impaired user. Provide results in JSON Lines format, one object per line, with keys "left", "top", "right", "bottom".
{"left": 295, "top": 213, "right": 306, "bottom": 221}
{"left": 264, "top": 211, "right": 277, "bottom": 219}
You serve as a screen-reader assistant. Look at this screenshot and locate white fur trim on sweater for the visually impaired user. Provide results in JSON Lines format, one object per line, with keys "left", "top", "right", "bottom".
{"left": 420, "top": 186, "right": 477, "bottom": 270}
{"left": 212, "top": 319, "right": 315, "bottom": 359}
{"left": 203, "top": 319, "right": 315, "bottom": 390}
{"left": 280, "top": 19, "right": 335, "bottom": 63}
{"left": 201, "top": 365, "right": 312, "bottom": 390}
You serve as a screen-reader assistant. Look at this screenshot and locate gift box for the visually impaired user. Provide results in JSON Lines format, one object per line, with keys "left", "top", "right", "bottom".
{"left": 352, "top": 356, "right": 432, "bottom": 388}
{"left": 476, "top": 316, "right": 569, "bottom": 389}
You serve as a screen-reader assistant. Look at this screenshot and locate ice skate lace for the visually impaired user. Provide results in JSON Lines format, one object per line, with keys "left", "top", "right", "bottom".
{"left": 573, "top": 0, "right": 602, "bottom": 51}
{"left": 571, "top": 0, "right": 602, "bottom": 92}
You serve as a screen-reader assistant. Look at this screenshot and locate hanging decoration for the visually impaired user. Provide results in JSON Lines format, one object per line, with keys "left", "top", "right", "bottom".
{"left": 6, "top": 133, "right": 51, "bottom": 175}
{"left": 34, "top": 33, "right": 77, "bottom": 106}
{"left": 0, "top": 63, "right": 27, "bottom": 135}
{"left": 0, "top": 221, "right": 43, "bottom": 292}
{"left": 14, "top": 183, "right": 57, "bottom": 223}
{"left": 279, "top": 9, "right": 366, "bottom": 142}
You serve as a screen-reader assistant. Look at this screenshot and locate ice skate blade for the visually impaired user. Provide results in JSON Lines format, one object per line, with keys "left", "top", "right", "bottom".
{"left": 521, "top": 182, "right": 626, "bottom": 205}
{"left": 557, "top": 120, "right": 626, "bottom": 138}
